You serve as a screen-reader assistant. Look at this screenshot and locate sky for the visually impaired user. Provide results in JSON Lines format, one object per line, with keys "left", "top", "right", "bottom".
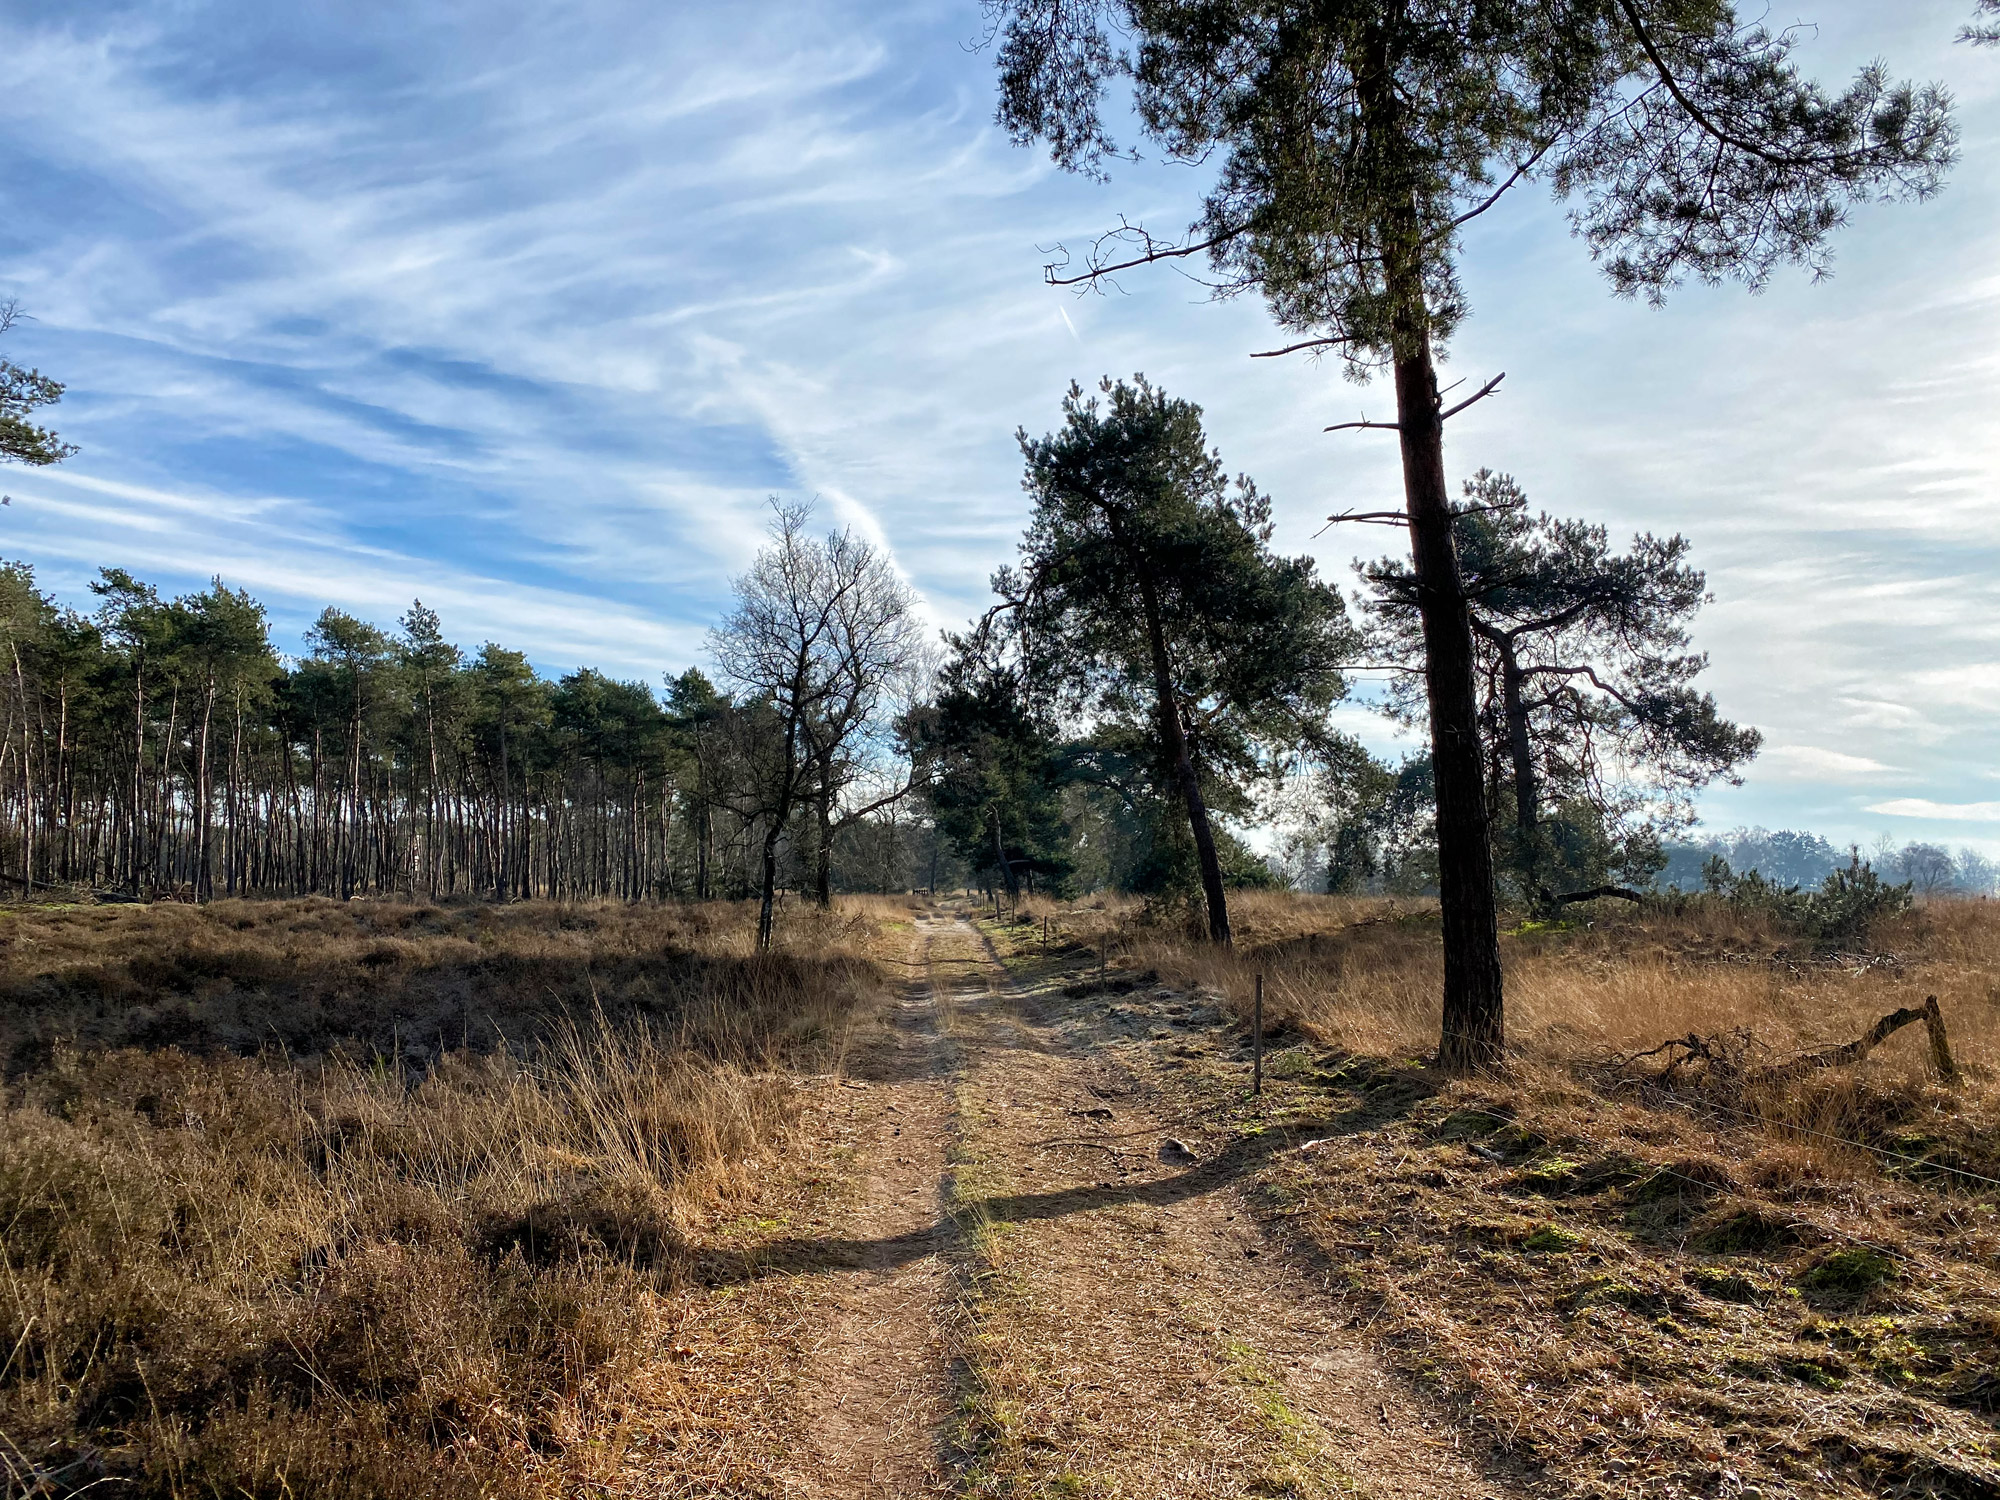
{"left": 1, "top": 0, "right": 1997, "bottom": 855}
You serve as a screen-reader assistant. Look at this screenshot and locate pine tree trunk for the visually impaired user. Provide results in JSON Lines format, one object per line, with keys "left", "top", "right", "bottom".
{"left": 1389, "top": 320, "right": 1505, "bottom": 1072}
{"left": 757, "top": 712, "right": 802, "bottom": 951}
{"left": 227, "top": 688, "right": 244, "bottom": 897}
{"left": 12, "top": 645, "right": 33, "bottom": 897}
{"left": 157, "top": 685, "right": 179, "bottom": 892}
{"left": 1133, "top": 566, "right": 1230, "bottom": 945}
{"left": 343, "top": 678, "right": 361, "bottom": 900}
{"left": 56, "top": 679, "right": 70, "bottom": 885}
{"left": 1355, "top": 15, "right": 1505, "bottom": 1071}
{"left": 195, "top": 677, "right": 217, "bottom": 901}
{"left": 990, "top": 803, "right": 1018, "bottom": 901}
{"left": 697, "top": 795, "right": 711, "bottom": 901}
{"left": 495, "top": 724, "right": 509, "bottom": 902}
{"left": 129, "top": 662, "right": 146, "bottom": 896}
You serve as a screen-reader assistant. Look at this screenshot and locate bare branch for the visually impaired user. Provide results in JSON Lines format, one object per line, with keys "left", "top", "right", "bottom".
{"left": 1517, "top": 661, "right": 1643, "bottom": 716}
{"left": 1322, "top": 418, "right": 1402, "bottom": 434}
{"left": 1439, "top": 372, "right": 1505, "bottom": 422}
{"left": 832, "top": 767, "right": 932, "bottom": 830}
{"left": 1249, "top": 334, "right": 1355, "bottom": 360}
{"left": 1615, "top": 0, "right": 1921, "bottom": 171}
{"left": 1313, "top": 509, "right": 1409, "bottom": 538}
{"left": 1046, "top": 220, "right": 1248, "bottom": 288}
{"left": 1751, "top": 995, "right": 1957, "bottom": 1087}
{"left": 1446, "top": 147, "right": 1550, "bottom": 232}
{"left": 1552, "top": 884, "right": 1644, "bottom": 904}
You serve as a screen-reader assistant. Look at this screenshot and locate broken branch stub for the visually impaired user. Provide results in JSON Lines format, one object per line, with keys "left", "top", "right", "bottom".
{"left": 1923, "top": 994, "right": 1961, "bottom": 1088}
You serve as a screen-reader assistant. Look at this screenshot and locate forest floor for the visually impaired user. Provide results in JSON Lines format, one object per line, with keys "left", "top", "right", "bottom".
{"left": 3, "top": 892, "right": 1997, "bottom": 1499}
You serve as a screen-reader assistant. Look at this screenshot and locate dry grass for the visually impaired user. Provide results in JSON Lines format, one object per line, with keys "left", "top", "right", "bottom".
{"left": 1121, "top": 891, "right": 2000, "bottom": 1179}
{"left": 1071, "top": 890, "right": 2000, "bottom": 1499}
{"left": 0, "top": 895, "right": 902, "bottom": 1499}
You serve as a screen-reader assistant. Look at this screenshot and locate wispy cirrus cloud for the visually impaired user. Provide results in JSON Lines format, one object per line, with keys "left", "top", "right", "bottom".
{"left": 0, "top": 0, "right": 1994, "bottom": 855}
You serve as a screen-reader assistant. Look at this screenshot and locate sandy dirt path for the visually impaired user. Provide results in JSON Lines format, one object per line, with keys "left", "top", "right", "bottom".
{"left": 935, "top": 909, "right": 1531, "bottom": 1500}
{"left": 775, "top": 912, "right": 962, "bottom": 1497}
{"left": 765, "top": 905, "right": 1534, "bottom": 1499}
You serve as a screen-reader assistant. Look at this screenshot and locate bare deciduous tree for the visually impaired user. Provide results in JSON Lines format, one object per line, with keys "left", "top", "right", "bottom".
{"left": 709, "top": 501, "right": 923, "bottom": 949}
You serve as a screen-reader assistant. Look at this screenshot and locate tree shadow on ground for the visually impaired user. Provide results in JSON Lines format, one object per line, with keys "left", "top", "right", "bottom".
{"left": 700, "top": 1079, "right": 1429, "bottom": 1288}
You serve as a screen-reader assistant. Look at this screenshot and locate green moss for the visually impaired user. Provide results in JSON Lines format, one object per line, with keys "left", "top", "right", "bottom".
{"left": 1432, "top": 1108, "right": 1503, "bottom": 1141}
{"left": 1508, "top": 1157, "right": 1582, "bottom": 1194}
{"left": 1489, "top": 1124, "right": 1549, "bottom": 1158}
{"left": 1569, "top": 1154, "right": 1647, "bottom": 1194}
{"left": 1561, "top": 1276, "right": 1671, "bottom": 1317}
{"left": 1797, "top": 1247, "right": 1899, "bottom": 1307}
{"left": 1782, "top": 1357, "right": 1848, "bottom": 1390}
{"left": 1523, "top": 1223, "right": 1580, "bottom": 1254}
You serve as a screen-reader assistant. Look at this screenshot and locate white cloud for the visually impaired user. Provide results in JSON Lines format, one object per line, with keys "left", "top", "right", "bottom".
{"left": 1865, "top": 800, "right": 2000, "bottom": 823}
{"left": 1756, "top": 746, "right": 1895, "bottom": 784}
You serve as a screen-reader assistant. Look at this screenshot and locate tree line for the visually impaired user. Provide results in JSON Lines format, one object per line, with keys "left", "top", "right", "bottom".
{"left": 0, "top": 518, "right": 938, "bottom": 920}
{"left": 1658, "top": 829, "right": 1999, "bottom": 899}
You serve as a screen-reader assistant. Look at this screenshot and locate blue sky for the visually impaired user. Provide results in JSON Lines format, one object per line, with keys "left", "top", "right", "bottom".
{"left": 2, "top": 0, "right": 1997, "bottom": 853}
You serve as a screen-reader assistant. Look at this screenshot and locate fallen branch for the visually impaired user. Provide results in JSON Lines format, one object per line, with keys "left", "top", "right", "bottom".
{"left": 1552, "top": 885, "right": 1644, "bottom": 905}
{"left": 1609, "top": 1031, "right": 1740, "bottom": 1086}
{"left": 1752, "top": 995, "right": 1959, "bottom": 1087}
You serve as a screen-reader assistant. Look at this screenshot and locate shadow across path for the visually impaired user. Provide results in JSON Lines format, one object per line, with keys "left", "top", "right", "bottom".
{"left": 693, "top": 1094, "right": 1413, "bottom": 1289}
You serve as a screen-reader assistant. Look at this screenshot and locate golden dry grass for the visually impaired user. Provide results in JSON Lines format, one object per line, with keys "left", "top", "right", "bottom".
{"left": 1103, "top": 890, "right": 2000, "bottom": 1165}
{"left": 0, "top": 895, "right": 901, "bottom": 1499}
{"left": 1057, "top": 890, "right": 2000, "bottom": 1498}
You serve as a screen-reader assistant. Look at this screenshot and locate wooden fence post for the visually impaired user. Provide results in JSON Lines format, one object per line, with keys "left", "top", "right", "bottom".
{"left": 1253, "top": 973, "right": 1264, "bottom": 1097}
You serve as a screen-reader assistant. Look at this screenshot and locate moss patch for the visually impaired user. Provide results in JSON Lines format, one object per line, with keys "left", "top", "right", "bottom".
{"left": 1798, "top": 1247, "right": 1899, "bottom": 1308}
{"left": 1522, "top": 1223, "right": 1581, "bottom": 1254}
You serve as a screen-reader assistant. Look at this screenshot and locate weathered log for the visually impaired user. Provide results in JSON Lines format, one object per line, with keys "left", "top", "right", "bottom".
{"left": 1752, "top": 994, "right": 1959, "bottom": 1087}
{"left": 1553, "top": 885, "right": 1645, "bottom": 905}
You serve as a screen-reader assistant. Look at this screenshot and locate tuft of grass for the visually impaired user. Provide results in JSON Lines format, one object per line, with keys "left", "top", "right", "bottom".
{"left": 1684, "top": 1266, "right": 1772, "bottom": 1303}
{"left": 1522, "top": 1222, "right": 1582, "bottom": 1254}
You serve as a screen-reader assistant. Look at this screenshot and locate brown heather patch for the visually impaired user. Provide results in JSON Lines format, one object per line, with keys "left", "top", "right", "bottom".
{"left": 0, "top": 894, "right": 905, "bottom": 1499}
{"left": 1047, "top": 891, "right": 2000, "bottom": 1499}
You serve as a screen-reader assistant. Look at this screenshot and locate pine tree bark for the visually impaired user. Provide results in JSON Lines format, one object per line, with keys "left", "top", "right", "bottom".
{"left": 1134, "top": 564, "right": 1231, "bottom": 945}
{"left": 195, "top": 675, "right": 217, "bottom": 901}
{"left": 128, "top": 661, "right": 146, "bottom": 896}
{"left": 1477, "top": 626, "right": 1544, "bottom": 902}
{"left": 756, "top": 708, "right": 801, "bottom": 951}
{"left": 1354, "top": 13, "right": 1505, "bottom": 1072}
{"left": 1389, "top": 310, "right": 1505, "bottom": 1072}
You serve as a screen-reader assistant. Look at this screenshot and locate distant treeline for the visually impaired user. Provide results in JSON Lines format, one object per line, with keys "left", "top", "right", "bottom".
{"left": 1658, "top": 828, "right": 1998, "bottom": 898}
{"left": 0, "top": 560, "right": 948, "bottom": 904}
